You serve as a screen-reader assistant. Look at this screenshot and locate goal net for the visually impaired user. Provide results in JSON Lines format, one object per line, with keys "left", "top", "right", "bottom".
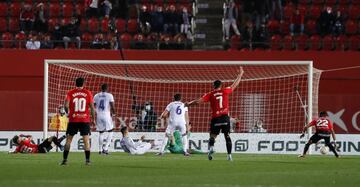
{"left": 44, "top": 60, "right": 321, "bottom": 138}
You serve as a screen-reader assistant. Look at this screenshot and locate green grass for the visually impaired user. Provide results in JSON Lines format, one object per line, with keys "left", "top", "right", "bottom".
{"left": 0, "top": 152, "right": 359, "bottom": 187}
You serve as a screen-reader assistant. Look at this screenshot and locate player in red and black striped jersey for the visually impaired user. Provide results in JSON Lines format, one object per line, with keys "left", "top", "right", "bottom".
{"left": 61, "top": 77, "right": 96, "bottom": 165}
{"left": 299, "top": 111, "right": 339, "bottom": 158}
{"left": 186, "top": 67, "right": 244, "bottom": 161}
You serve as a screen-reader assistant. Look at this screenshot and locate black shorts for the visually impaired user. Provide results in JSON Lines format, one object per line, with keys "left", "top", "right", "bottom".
{"left": 310, "top": 132, "right": 331, "bottom": 144}
{"left": 210, "top": 115, "right": 230, "bottom": 135}
{"left": 37, "top": 138, "right": 53, "bottom": 153}
{"left": 66, "top": 122, "right": 91, "bottom": 136}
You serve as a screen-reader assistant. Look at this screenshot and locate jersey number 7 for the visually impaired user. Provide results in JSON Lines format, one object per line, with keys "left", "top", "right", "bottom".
{"left": 216, "top": 96, "right": 223, "bottom": 109}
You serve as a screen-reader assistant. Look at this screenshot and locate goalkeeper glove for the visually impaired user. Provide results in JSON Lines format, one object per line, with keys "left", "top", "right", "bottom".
{"left": 300, "top": 133, "right": 305, "bottom": 139}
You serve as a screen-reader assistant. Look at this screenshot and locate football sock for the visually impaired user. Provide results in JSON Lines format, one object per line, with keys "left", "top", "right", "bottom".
{"left": 99, "top": 132, "right": 104, "bottom": 152}
{"left": 225, "top": 135, "right": 232, "bottom": 154}
{"left": 85, "top": 150, "right": 90, "bottom": 161}
{"left": 209, "top": 137, "right": 215, "bottom": 147}
{"left": 182, "top": 135, "right": 188, "bottom": 153}
{"left": 58, "top": 135, "right": 66, "bottom": 143}
{"left": 52, "top": 137, "right": 62, "bottom": 147}
{"left": 160, "top": 136, "right": 169, "bottom": 153}
{"left": 303, "top": 143, "right": 310, "bottom": 155}
{"left": 104, "top": 131, "right": 113, "bottom": 151}
{"left": 63, "top": 150, "right": 69, "bottom": 160}
{"left": 326, "top": 143, "right": 339, "bottom": 157}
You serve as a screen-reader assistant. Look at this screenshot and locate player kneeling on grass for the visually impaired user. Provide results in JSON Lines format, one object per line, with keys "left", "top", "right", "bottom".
{"left": 10, "top": 134, "right": 66, "bottom": 154}
{"left": 158, "top": 93, "right": 190, "bottom": 156}
{"left": 166, "top": 130, "right": 204, "bottom": 154}
{"left": 299, "top": 111, "right": 340, "bottom": 158}
{"left": 120, "top": 126, "right": 153, "bottom": 155}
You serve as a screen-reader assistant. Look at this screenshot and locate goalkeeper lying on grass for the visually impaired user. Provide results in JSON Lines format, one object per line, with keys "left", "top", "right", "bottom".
{"left": 166, "top": 130, "right": 204, "bottom": 154}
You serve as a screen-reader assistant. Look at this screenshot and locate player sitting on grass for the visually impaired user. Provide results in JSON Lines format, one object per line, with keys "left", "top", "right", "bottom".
{"left": 120, "top": 126, "right": 153, "bottom": 155}
{"left": 299, "top": 111, "right": 340, "bottom": 158}
{"left": 10, "top": 134, "right": 66, "bottom": 154}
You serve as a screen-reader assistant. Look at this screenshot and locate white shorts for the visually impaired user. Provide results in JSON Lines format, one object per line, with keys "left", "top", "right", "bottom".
{"left": 131, "top": 142, "right": 152, "bottom": 155}
{"left": 165, "top": 122, "right": 186, "bottom": 135}
{"left": 96, "top": 115, "right": 114, "bottom": 132}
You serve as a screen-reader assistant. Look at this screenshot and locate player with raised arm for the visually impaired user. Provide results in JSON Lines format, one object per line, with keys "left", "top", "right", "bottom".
{"left": 61, "top": 77, "right": 96, "bottom": 165}
{"left": 299, "top": 111, "right": 340, "bottom": 158}
{"left": 186, "top": 67, "right": 244, "bottom": 161}
{"left": 94, "top": 84, "right": 116, "bottom": 155}
{"left": 158, "top": 93, "right": 190, "bottom": 156}
{"left": 10, "top": 134, "right": 66, "bottom": 154}
{"left": 120, "top": 126, "right": 153, "bottom": 155}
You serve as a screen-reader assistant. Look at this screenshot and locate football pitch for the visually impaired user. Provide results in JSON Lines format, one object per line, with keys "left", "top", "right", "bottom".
{"left": 0, "top": 152, "right": 359, "bottom": 187}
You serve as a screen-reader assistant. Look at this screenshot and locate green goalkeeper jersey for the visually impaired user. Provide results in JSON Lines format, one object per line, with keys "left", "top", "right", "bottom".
{"left": 166, "top": 131, "right": 204, "bottom": 154}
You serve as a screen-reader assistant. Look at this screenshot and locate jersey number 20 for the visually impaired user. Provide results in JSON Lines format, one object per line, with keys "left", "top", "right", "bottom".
{"left": 73, "top": 98, "right": 87, "bottom": 112}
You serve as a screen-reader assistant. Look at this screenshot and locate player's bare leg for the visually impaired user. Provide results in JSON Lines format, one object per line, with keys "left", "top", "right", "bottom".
{"left": 61, "top": 135, "right": 74, "bottom": 165}
{"left": 224, "top": 133, "right": 233, "bottom": 161}
{"left": 83, "top": 135, "right": 91, "bottom": 165}
{"left": 208, "top": 133, "right": 217, "bottom": 160}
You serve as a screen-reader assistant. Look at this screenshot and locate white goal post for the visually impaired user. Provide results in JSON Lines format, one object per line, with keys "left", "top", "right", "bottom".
{"left": 43, "top": 60, "right": 318, "bottom": 140}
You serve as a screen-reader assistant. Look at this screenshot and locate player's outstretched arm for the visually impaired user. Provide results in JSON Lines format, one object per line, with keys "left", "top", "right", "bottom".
{"left": 230, "top": 66, "right": 244, "bottom": 91}
{"left": 185, "top": 98, "right": 204, "bottom": 107}
{"left": 300, "top": 124, "right": 311, "bottom": 138}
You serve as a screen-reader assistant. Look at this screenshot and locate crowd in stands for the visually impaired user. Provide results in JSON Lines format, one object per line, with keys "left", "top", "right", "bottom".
{"left": 226, "top": 0, "right": 360, "bottom": 51}
{"left": 0, "top": 0, "right": 194, "bottom": 50}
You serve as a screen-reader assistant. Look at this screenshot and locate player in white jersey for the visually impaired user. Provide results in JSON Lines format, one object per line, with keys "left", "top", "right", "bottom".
{"left": 93, "top": 84, "right": 116, "bottom": 155}
{"left": 158, "top": 93, "right": 190, "bottom": 156}
{"left": 120, "top": 126, "right": 152, "bottom": 155}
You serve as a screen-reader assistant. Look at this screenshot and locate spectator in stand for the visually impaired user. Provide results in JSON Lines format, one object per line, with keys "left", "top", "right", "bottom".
{"left": 241, "top": 20, "right": 256, "bottom": 49}
{"left": 41, "top": 35, "right": 54, "bottom": 49}
{"left": 255, "top": 21, "right": 269, "bottom": 49}
{"left": 86, "top": 0, "right": 99, "bottom": 18}
{"left": 180, "top": 7, "right": 193, "bottom": 40}
{"left": 109, "top": 34, "right": 118, "bottom": 49}
{"left": 164, "top": 5, "right": 180, "bottom": 35}
{"left": 224, "top": 1, "right": 241, "bottom": 40}
{"left": 159, "top": 35, "right": 172, "bottom": 50}
{"left": 52, "top": 23, "right": 64, "bottom": 48}
{"left": 33, "top": 3, "right": 48, "bottom": 34}
{"left": 290, "top": 8, "right": 304, "bottom": 36}
{"left": 62, "top": 16, "right": 81, "bottom": 49}
{"left": 173, "top": 34, "right": 185, "bottom": 50}
{"left": 133, "top": 34, "right": 147, "bottom": 49}
{"left": 317, "top": 6, "right": 335, "bottom": 36}
{"left": 90, "top": 33, "right": 110, "bottom": 49}
{"left": 139, "top": 5, "right": 152, "bottom": 35}
{"left": 20, "top": 4, "right": 35, "bottom": 33}
{"left": 332, "top": 10, "right": 345, "bottom": 37}
{"left": 151, "top": 6, "right": 165, "bottom": 33}
{"left": 26, "top": 34, "right": 41, "bottom": 50}
{"left": 100, "top": 0, "right": 112, "bottom": 18}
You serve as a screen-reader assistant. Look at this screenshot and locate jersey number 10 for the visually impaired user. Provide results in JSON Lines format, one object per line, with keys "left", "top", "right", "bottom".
{"left": 73, "top": 98, "right": 87, "bottom": 112}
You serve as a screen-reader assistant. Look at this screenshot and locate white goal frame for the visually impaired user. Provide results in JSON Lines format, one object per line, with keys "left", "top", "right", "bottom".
{"left": 43, "top": 60, "right": 314, "bottom": 139}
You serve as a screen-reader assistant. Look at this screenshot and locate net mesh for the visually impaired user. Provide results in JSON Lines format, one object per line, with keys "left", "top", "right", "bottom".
{"left": 47, "top": 62, "right": 321, "bottom": 133}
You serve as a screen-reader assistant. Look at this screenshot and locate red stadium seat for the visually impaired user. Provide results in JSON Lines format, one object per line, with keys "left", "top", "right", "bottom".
{"left": 295, "top": 34, "right": 308, "bottom": 50}
{"left": 312, "top": 0, "right": 324, "bottom": 5}
{"left": 101, "top": 17, "right": 109, "bottom": 32}
{"left": 115, "top": 19, "right": 126, "bottom": 33}
{"left": 49, "top": 3, "right": 61, "bottom": 18}
{"left": 322, "top": 35, "right": 334, "bottom": 51}
{"left": 154, "top": 0, "right": 164, "bottom": 6}
{"left": 88, "top": 18, "right": 99, "bottom": 33}
{"left": 280, "top": 21, "right": 290, "bottom": 35}
{"left": 48, "top": 18, "right": 58, "bottom": 32}
{"left": 298, "top": 0, "right": 309, "bottom": 5}
{"left": 345, "top": 20, "right": 357, "bottom": 34}
{"left": 81, "top": 32, "right": 94, "bottom": 49}
{"left": 298, "top": 5, "right": 307, "bottom": 15}
{"left": 325, "top": 0, "right": 336, "bottom": 6}
{"left": 230, "top": 35, "right": 241, "bottom": 50}
{"left": 9, "top": 3, "right": 22, "bottom": 17}
{"left": 267, "top": 19, "right": 280, "bottom": 33}
{"left": 309, "top": 5, "right": 321, "bottom": 19}
{"left": 283, "top": 4, "right": 294, "bottom": 20}
{"left": 283, "top": 35, "right": 293, "bottom": 50}
{"left": 79, "top": 18, "right": 87, "bottom": 32}
{"left": 129, "top": 5, "right": 138, "bottom": 19}
{"left": 338, "top": 0, "right": 349, "bottom": 5}
{"left": 352, "top": 0, "right": 360, "bottom": 5}
{"left": 0, "top": 18, "right": 7, "bottom": 33}
{"left": 120, "top": 33, "right": 132, "bottom": 49}
{"left": 348, "top": 6, "right": 360, "bottom": 20}
{"left": 335, "top": 35, "right": 348, "bottom": 51}
{"left": 62, "top": 3, "right": 74, "bottom": 18}
{"left": 306, "top": 20, "right": 317, "bottom": 34}
{"left": 0, "top": 3, "right": 8, "bottom": 17}
{"left": 308, "top": 35, "right": 321, "bottom": 50}
{"left": 8, "top": 18, "right": 19, "bottom": 32}
{"left": 349, "top": 35, "right": 360, "bottom": 50}
{"left": 75, "top": 3, "right": 85, "bottom": 15}
{"left": 127, "top": 19, "right": 138, "bottom": 33}
{"left": 15, "top": 32, "right": 27, "bottom": 49}
{"left": 270, "top": 35, "right": 282, "bottom": 50}
{"left": 1, "top": 32, "right": 13, "bottom": 48}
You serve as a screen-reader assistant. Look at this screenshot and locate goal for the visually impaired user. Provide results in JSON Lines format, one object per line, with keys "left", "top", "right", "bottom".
{"left": 43, "top": 60, "right": 321, "bottom": 138}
